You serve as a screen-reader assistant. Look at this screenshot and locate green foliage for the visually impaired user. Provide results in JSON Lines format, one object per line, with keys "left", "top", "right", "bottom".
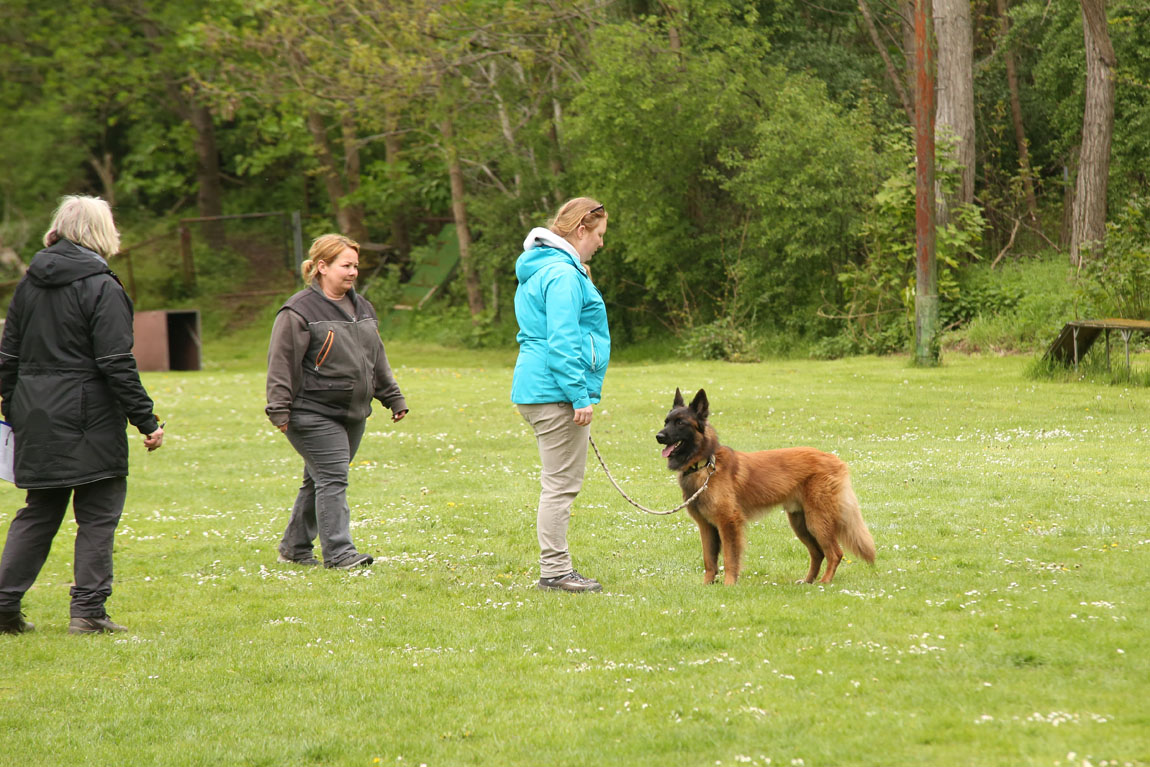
{"left": 5, "top": 0, "right": 1150, "bottom": 360}
{"left": 380, "top": 304, "right": 519, "bottom": 350}
{"left": 1074, "top": 195, "right": 1150, "bottom": 320}
{"left": 1013, "top": 0, "right": 1150, "bottom": 207}
{"left": 569, "top": 3, "right": 889, "bottom": 344}
{"left": 819, "top": 136, "right": 988, "bottom": 358}
{"left": 944, "top": 255, "right": 1079, "bottom": 355}
{"left": 567, "top": 12, "right": 764, "bottom": 329}
{"left": 719, "top": 76, "right": 886, "bottom": 330}
{"left": 680, "top": 316, "right": 760, "bottom": 363}
{"left": 358, "top": 263, "right": 404, "bottom": 310}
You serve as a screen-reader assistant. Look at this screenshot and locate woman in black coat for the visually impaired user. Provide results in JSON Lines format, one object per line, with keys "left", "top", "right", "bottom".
{"left": 0, "top": 195, "right": 163, "bottom": 635}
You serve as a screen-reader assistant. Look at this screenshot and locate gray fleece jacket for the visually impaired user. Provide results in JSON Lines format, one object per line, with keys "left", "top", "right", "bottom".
{"left": 265, "top": 284, "right": 406, "bottom": 427}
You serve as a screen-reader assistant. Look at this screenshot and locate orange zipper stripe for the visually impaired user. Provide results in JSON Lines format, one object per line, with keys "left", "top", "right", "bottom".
{"left": 315, "top": 330, "right": 334, "bottom": 370}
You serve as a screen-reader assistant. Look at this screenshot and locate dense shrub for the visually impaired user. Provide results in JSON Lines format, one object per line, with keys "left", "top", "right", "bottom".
{"left": 1074, "top": 195, "right": 1150, "bottom": 320}
{"left": 813, "top": 138, "right": 987, "bottom": 359}
{"left": 681, "top": 316, "right": 760, "bottom": 362}
{"left": 943, "top": 256, "right": 1079, "bottom": 354}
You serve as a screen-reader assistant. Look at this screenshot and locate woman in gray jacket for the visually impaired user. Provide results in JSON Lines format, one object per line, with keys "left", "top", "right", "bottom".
{"left": 266, "top": 234, "right": 407, "bottom": 569}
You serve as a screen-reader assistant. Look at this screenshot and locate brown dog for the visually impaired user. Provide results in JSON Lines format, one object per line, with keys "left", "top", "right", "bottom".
{"left": 656, "top": 388, "right": 875, "bottom": 585}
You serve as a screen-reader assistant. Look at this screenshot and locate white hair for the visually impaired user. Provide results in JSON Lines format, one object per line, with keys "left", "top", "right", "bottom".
{"left": 43, "top": 195, "right": 121, "bottom": 258}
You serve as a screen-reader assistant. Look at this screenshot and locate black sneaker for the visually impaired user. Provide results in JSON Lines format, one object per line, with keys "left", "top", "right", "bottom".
{"left": 537, "top": 571, "right": 603, "bottom": 592}
{"left": 327, "top": 552, "right": 373, "bottom": 570}
{"left": 68, "top": 614, "right": 127, "bottom": 635}
{"left": 278, "top": 552, "right": 321, "bottom": 567}
{"left": 0, "top": 611, "right": 34, "bottom": 635}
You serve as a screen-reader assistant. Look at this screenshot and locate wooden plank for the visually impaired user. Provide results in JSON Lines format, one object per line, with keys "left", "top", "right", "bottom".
{"left": 1045, "top": 319, "right": 1150, "bottom": 367}
{"left": 1064, "top": 318, "right": 1150, "bottom": 331}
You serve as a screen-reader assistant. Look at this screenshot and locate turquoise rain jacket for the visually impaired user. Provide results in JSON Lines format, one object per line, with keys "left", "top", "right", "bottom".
{"left": 511, "top": 228, "right": 610, "bottom": 409}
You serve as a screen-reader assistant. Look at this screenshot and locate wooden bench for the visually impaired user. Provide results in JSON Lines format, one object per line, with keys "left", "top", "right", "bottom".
{"left": 1044, "top": 318, "right": 1150, "bottom": 372}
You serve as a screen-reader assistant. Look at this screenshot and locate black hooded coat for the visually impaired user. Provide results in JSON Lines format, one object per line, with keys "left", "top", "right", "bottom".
{"left": 0, "top": 239, "right": 158, "bottom": 489}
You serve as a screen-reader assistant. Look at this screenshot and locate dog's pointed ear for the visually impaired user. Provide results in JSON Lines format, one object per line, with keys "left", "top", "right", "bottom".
{"left": 672, "top": 387, "right": 685, "bottom": 408}
{"left": 689, "top": 388, "right": 709, "bottom": 423}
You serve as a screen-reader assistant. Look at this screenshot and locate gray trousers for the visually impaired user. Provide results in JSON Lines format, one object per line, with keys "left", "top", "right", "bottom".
{"left": 518, "top": 403, "right": 590, "bottom": 578}
{"left": 280, "top": 410, "right": 365, "bottom": 566}
{"left": 0, "top": 477, "right": 128, "bottom": 617}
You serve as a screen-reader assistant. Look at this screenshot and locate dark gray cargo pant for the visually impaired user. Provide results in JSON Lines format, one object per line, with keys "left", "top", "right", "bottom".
{"left": 0, "top": 477, "right": 128, "bottom": 617}
{"left": 280, "top": 410, "right": 366, "bottom": 567}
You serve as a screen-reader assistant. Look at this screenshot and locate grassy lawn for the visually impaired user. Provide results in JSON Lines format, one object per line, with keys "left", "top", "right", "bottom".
{"left": 1, "top": 343, "right": 1146, "bottom": 767}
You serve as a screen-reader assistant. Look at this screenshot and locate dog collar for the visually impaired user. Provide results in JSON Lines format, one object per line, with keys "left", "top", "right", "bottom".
{"left": 682, "top": 453, "right": 716, "bottom": 477}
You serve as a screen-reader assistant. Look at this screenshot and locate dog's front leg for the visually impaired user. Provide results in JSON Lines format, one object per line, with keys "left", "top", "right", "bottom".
{"left": 689, "top": 509, "right": 721, "bottom": 585}
{"left": 717, "top": 517, "right": 746, "bottom": 586}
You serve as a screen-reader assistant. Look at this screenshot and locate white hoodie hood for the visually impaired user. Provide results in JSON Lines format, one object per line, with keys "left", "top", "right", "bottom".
{"left": 522, "top": 227, "right": 584, "bottom": 264}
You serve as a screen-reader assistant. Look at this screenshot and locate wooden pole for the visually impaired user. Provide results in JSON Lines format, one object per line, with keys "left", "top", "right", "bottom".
{"left": 914, "top": 0, "right": 939, "bottom": 366}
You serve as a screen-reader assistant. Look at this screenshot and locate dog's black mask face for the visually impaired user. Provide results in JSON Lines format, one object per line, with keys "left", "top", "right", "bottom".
{"left": 656, "top": 387, "right": 709, "bottom": 470}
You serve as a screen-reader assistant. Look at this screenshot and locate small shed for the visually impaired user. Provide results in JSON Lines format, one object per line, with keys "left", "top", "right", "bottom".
{"left": 133, "top": 310, "right": 202, "bottom": 372}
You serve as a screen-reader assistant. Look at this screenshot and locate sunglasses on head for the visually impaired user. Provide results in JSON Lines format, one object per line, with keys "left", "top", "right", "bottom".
{"left": 589, "top": 204, "right": 605, "bottom": 214}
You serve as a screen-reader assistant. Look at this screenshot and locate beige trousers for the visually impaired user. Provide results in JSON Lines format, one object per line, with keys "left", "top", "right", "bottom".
{"left": 518, "top": 402, "right": 590, "bottom": 578}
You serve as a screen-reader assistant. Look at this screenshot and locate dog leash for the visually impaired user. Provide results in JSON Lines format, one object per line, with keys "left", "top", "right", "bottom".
{"left": 587, "top": 433, "right": 714, "bottom": 515}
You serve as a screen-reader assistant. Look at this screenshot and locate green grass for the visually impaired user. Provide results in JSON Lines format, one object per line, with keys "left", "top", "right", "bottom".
{"left": 2, "top": 345, "right": 1147, "bottom": 767}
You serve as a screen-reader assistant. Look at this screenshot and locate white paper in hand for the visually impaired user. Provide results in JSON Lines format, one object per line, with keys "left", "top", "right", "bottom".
{"left": 0, "top": 421, "right": 15, "bottom": 484}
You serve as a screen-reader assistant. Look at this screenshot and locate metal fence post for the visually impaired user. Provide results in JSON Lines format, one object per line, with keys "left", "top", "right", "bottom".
{"left": 179, "top": 224, "right": 196, "bottom": 293}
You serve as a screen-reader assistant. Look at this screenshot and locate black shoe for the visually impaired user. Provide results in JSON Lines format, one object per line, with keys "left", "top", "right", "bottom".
{"left": 68, "top": 614, "right": 128, "bottom": 635}
{"left": 0, "top": 611, "right": 34, "bottom": 635}
{"left": 537, "top": 571, "right": 603, "bottom": 592}
{"left": 327, "top": 552, "right": 373, "bottom": 570}
{"left": 278, "top": 552, "right": 321, "bottom": 567}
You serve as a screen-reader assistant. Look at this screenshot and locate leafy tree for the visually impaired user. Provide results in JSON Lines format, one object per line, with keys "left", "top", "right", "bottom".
{"left": 568, "top": 1, "right": 888, "bottom": 339}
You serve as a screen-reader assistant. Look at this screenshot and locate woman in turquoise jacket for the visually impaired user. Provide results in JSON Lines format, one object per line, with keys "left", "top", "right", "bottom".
{"left": 512, "top": 197, "right": 610, "bottom": 593}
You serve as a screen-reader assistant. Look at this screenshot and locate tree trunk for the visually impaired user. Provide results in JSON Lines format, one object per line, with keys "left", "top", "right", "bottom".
{"left": 1060, "top": 152, "right": 1078, "bottom": 248}
{"left": 995, "top": 0, "right": 1039, "bottom": 223}
{"left": 914, "top": 0, "right": 939, "bottom": 366}
{"left": 89, "top": 152, "right": 116, "bottom": 208}
{"left": 657, "top": 1, "right": 682, "bottom": 54}
{"left": 140, "top": 17, "right": 225, "bottom": 250}
{"left": 441, "top": 117, "right": 486, "bottom": 319}
{"left": 383, "top": 120, "right": 411, "bottom": 257}
{"left": 187, "top": 103, "right": 226, "bottom": 249}
{"left": 488, "top": 61, "right": 524, "bottom": 198}
{"left": 858, "top": 0, "right": 915, "bottom": 125}
{"left": 1070, "top": 0, "right": 1116, "bottom": 266}
{"left": 307, "top": 111, "right": 351, "bottom": 237}
{"left": 339, "top": 115, "right": 369, "bottom": 243}
{"left": 900, "top": 0, "right": 917, "bottom": 111}
{"left": 548, "top": 66, "right": 565, "bottom": 200}
{"left": 933, "top": 0, "right": 975, "bottom": 226}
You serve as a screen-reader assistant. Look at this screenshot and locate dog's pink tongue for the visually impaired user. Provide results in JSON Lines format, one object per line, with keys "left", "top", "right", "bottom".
{"left": 661, "top": 444, "right": 675, "bottom": 458}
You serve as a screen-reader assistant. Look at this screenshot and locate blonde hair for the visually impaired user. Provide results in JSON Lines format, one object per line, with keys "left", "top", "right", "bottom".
{"left": 548, "top": 197, "right": 607, "bottom": 238}
{"left": 301, "top": 234, "right": 360, "bottom": 284}
{"left": 43, "top": 195, "right": 120, "bottom": 258}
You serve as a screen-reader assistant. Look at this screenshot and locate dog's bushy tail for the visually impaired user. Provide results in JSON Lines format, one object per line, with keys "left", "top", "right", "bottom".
{"left": 837, "top": 475, "right": 875, "bottom": 564}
